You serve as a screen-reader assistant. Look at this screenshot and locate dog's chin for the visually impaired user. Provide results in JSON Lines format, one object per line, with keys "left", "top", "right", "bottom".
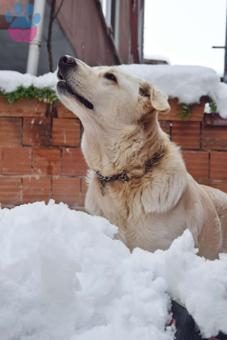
{"left": 57, "top": 81, "right": 94, "bottom": 111}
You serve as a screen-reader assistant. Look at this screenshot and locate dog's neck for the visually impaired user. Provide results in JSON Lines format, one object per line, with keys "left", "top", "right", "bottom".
{"left": 95, "top": 149, "right": 166, "bottom": 195}
{"left": 81, "top": 114, "right": 169, "bottom": 179}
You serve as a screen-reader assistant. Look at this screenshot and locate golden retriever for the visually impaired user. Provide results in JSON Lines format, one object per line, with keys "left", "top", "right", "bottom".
{"left": 57, "top": 55, "right": 227, "bottom": 260}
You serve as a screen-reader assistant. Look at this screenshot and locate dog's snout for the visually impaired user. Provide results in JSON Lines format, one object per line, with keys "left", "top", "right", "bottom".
{"left": 59, "top": 55, "right": 77, "bottom": 68}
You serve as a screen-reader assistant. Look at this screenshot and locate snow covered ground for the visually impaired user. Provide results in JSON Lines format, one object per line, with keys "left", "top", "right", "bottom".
{"left": 1, "top": 64, "right": 227, "bottom": 117}
{"left": 0, "top": 201, "right": 227, "bottom": 340}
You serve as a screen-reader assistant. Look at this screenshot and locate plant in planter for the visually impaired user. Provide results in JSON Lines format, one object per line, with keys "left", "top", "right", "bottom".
{"left": 0, "top": 86, "right": 58, "bottom": 104}
{"left": 159, "top": 96, "right": 209, "bottom": 122}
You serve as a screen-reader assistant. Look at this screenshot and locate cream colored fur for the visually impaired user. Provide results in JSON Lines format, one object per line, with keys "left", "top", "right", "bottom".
{"left": 57, "top": 58, "right": 227, "bottom": 260}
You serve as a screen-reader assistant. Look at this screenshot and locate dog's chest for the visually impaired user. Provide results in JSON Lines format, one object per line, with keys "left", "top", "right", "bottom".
{"left": 98, "top": 184, "right": 129, "bottom": 227}
{"left": 125, "top": 213, "right": 186, "bottom": 252}
{"left": 86, "top": 175, "right": 187, "bottom": 252}
{"left": 103, "top": 194, "right": 186, "bottom": 251}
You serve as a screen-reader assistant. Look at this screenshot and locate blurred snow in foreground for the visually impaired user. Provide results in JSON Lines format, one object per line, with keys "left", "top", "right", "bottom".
{"left": 0, "top": 201, "right": 226, "bottom": 340}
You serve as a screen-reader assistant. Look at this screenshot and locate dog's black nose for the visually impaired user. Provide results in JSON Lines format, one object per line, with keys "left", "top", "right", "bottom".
{"left": 59, "top": 55, "right": 77, "bottom": 68}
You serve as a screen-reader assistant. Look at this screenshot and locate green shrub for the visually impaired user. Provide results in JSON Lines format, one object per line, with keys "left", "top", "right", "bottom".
{"left": 0, "top": 86, "right": 58, "bottom": 104}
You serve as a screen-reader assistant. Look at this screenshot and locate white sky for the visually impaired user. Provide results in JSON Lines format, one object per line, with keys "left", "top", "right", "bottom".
{"left": 144, "top": 0, "right": 226, "bottom": 75}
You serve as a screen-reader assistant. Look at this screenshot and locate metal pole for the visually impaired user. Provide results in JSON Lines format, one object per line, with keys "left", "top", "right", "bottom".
{"left": 26, "top": 0, "right": 46, "bottom": 75}
{"left": 224, "top": 1, "right": 227, "bottom": 82}
{"left": 212, "top": 1, "right": 227, "bottom": 81}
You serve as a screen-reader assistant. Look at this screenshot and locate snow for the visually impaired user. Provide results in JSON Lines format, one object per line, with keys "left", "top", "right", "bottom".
{"left": 119, "top": 65, "right": 217, "bottom": 104}
{"left": 0, "top": 71, "right": 57, "bottom": 93}
{"left": 214, "top": 82, "right": 227, "bottom": 117}
{"left": 0, "top": 201, "right": 227, "bottom": 340}
{"left": 119, "top": 64, "right": 227, "bottom": 118}
{"left": 1, "top": 65, "right": 227, "bottom": 118}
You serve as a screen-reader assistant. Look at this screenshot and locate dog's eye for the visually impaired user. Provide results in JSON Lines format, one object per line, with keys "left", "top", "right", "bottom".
{"left": 139, "top": 86, "right": 150, "bottom": 97}
{"left": 104, "top": 73, "right": 117, "bottom": 83}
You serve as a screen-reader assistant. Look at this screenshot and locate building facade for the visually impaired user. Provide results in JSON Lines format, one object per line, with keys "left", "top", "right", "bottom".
{"left": 0, "top": 0, "right": 145, "bottom": 74}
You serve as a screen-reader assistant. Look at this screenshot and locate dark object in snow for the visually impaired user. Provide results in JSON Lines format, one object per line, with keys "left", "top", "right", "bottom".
{"left": 171, "top": 300, "right": 227, "bottom": 340}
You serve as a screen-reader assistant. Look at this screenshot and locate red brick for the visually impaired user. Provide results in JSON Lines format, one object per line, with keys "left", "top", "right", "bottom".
{"left": 33, "top": 148, "right": 61, "bottom": 175}
{"left": 199, "top": 180, "right": 227, "bottom": 194}
{"left": 62, "top": 148, "right": 87, "bottom": 176}
{"left": 23, "top": 117, "right": 51, "bottom": 146}
{"left": 22, "top": 177, "right": 51, "bottom": 203}
{"left": 204, "top": 113, "right": 227, "bottom": 127}
{"left": 0, "top": 149, "right": 2, "bottom": 173}
{"left": 160, "top": 121, "right": 171, "bottom": 136}
{"left": 0, "top": 177, "right": 22, "bottom": 206}
{"left": 0, "top": 118, "right": 22, "bottom": 146}
{"left": 159, "top": 97, "right": 207, "bottom": 122}
{"left": 81, "top": 177, "right": 87, "bottom": 194}
{"left": 52, "top": 118, "right": 81, "bottom": 146}
{"left": 172, "top": 121, "right": 201, "bottom": 149}
{"left": 2, "top": 147, "right": 32, "bottom": 175}
{"left": 210, "top": 151, "right": 227, "bottom": 180}
{"left": 209, "top": 181, "right": 227, "bottom": 193}
{"left": 52, "top": 177, "right": 82, "bottom": 207}
{"left": 0, "top": 97, "right": 46, "bottom": 117}
{"left": 57, "top": 102, "right": 76, "bottom": 118}
{"left": 182, "top": 151, "right": 209, "bottom": 180}
{"left": 202, "top": 126, "right": 227, "bottom": 150}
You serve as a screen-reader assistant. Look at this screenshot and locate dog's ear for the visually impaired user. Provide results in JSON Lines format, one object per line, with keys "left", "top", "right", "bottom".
{"left": 139, "top": 83, "right": 170, "bottom": 113}
{"left": 150, "top": 86, "right": 170, "bottom": 112}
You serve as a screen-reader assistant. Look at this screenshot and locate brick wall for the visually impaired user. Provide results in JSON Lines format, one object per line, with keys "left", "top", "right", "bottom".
{"left": 0, "top": 97, "right": 87, "bottom": 208}
{"left": 160, "top": 98, "right": 227, "bottom": 193}
{"left": 0, "top": 96, "right": 227, "bottom": 209}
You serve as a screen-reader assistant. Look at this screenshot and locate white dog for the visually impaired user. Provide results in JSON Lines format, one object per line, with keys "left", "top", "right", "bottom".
{"left": 57, "top": 56, "right": 227, "bottom": 259}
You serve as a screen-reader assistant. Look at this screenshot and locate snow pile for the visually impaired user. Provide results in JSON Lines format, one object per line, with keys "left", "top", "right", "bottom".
{"left": 0, "top": 202, "right": 172, "bottom": 340}
{"left": 153, "top": 235, "right": 227, "bottom": 337}
{"left": 0, "top": 201, "right": 227, "bottom": 340}
{"left": 0, "top": 71, "right": 57, "bottom": 92}
{"left": 119, "top": 64, "right": 227, "bottom": 118}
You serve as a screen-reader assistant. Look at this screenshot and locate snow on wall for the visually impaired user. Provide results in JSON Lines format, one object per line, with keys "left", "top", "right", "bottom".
{"left": 118, "top": 64, "right": 227, "bottom": 118}
{"left": 0, "top": 71, "right": 57, "bottom": 92}
{"left": 119, "top": 65, "right": 218, "bottom": 104}
{"left": 0, "top": 201, "right": 227, "bottom": 340}
{"left": 0, "top": 65, "right": 227, "bottom": 118}
{"left": 119, "top": 64, "right": 227, "bottom": 119}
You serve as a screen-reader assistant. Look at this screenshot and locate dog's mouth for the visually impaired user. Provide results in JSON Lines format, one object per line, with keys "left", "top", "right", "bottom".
{"left": 57, "top": 71, "right": 94, "bottom": 111}
{"left": 57, "top": 70, "right": 64, "bottom": 81}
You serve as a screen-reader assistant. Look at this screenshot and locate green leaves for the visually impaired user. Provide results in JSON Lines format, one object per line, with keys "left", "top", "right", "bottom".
{"left": 0, "top": 86, "right": 58, "bottom": 104}
{"left": 179, "top": 103, "right": 192, "bottom": 120}
{"left": 209, "top": 98, "right": 217, "bottom": 112}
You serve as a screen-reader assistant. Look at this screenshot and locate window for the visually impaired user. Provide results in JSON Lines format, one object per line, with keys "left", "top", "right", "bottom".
{"left": 100, "top": 0, "right": 120, "bottom": 49}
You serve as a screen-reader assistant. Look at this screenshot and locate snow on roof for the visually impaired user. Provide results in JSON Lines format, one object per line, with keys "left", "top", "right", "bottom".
{"left": 144, "top": 54, "right": 170, "bottom": 63}
{"left": 0, "top": 201, "right": 226, "bottom": 339}
{"left": 0, "top": 65, "right": 227, "bottom": 118}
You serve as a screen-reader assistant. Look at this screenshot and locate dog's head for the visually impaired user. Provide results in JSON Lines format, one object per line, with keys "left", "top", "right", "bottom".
{"left": 57, "top": 56, "right": 170, "bottom": 129}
